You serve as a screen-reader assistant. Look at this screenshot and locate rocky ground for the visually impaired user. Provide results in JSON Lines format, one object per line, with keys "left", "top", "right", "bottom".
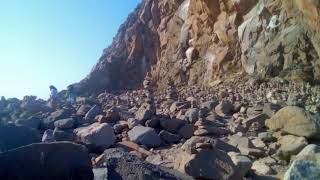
{"left": 1, "top": 74, "right": 320, "bottom": 180}
{"left": 1, "top": 0, "right": 320, "bottom": 179}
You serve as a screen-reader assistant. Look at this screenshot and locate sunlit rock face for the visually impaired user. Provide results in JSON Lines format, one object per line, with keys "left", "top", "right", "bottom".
{"left": 75, "top": 0, "right": 320, "bottom": 95}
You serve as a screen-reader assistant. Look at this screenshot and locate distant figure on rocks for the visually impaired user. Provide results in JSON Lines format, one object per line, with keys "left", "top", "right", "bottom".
{"left": 49, "top": 85, "right": 58, "bottom": 100}
{"left": 66, "top": 85, "right": 76, "bottom": 105}
{"left": 48, "top": 85, "right": 59, "bottom": 109}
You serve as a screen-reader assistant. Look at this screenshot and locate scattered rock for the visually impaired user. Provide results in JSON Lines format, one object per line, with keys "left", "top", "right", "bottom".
{"left": 215, "top": 101, "right": 234, "bottom": 116}
{"left": 277, "top": 135, "right": 308, "bottom": 161}
{"left": 159, "top": 130, "right": 181, "bottom": 144}
{"left": 74, "top": 123, "right": 116, "bottom": 151}
{"left": 128, "top": 126, "right": 161, "bottom": 148}
{"left": 54, "top": 118, "right": 75, "bottom": 130}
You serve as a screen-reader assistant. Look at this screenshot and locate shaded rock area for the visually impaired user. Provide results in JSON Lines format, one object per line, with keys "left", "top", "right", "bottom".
{"left": 1, "top": 0, "right": 320, "bottom": 179}
{"left": 0, "top": 142, "right": 93, "bottom": 180}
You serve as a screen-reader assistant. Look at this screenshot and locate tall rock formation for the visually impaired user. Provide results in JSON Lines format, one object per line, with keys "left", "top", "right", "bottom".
{"left": 76, "top": 0, "right": 320, "bottom": 95}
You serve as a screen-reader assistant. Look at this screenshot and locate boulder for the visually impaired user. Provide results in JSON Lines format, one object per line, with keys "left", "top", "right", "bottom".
{"left": 102, "top": 148, "right": 193, "bottom": 180}
{"left": 0, "top": 123, "right": 41, "bottom": 152}
{"left": 160, "top": 117, "right": 185, "bottom": 133}
{"left": 228, "top": 152, "right": 252, "bottom": 178}
{"left": 284, "top": 160, "right": 320, "bottom": 180}
{"left": 215, "top": 101, "right": 234, "bottom": 116}
{"left": 295, "top": 144, "right": 320, "bottom": 162}
{"left": 54, "top": 118, "right": 75, "bottom": 130}
{"left": 128, "top": 126, "right": 161, "bottom": 148}
{"left": 104, "top": 107, "right": 120, "bottom": 123}
{"left": 135, "top": 102, "right": 156, "bottom": 123}
{"left": 175, "top": 136, "right": 238, "bottom": 179}
{"left": 178, "top": 124, "right": 196, "bottom": 139}
{"left": 85, "top": 105, "right": 102, "bottom": 122}
{"left": 74, "top": 123, "right": 116, "bottom": 150}
{"left": 185, "top": 108, "right": 199, "bottom": 123}
{"left": 277, "top": 135, "right": 308, "bottom": 160}
{"left": 41, "top": 109, "right": 71, "bottom": 129}
{"left": 251, "top": 160, "right": 273, "bottom": 175}
{"left": 159, "top": 130, "right": 181, "bottom": 144}
{"left": 265, "top": 106, "right": 320, "bottom": 139}
{"left": 76, "top": 104, "right": 92, "bottom": 116}
{"left": 0, "top": 142, "right": 93, "bottom": 180}
{"left": 127, "top": 118, "right": 140, "bottom": 129}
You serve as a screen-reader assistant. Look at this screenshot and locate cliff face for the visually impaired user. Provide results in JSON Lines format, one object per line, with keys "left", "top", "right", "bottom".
{"left": 76, "top": 0, "right": 320, "bottom": 95}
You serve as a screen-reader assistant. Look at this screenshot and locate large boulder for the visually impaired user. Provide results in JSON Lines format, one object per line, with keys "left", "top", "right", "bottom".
{"left": 74, "top": 123, "right": 116, "bottom": 150}
{"left": 102, "top": 148, "right": 194, "bottom": 180}
{"left": 284, "top": 144, "right": 320, "bottom": 180}
{"left": 284, "top": 160, "right": 320, "bottom": 180}
{"left": 128, "top": 126, "right": 161, "bottom": 148}
{"left": 265, "top": 106, "right": 320, "bottom": 139}
{"left": 174, "top": 136, "right": 239, "bottom": 179}
{"left": 0, "top": 142, "right": 93, "bottom": 180}
{"left": 0, "top": 123, "right": 41, "bottom": 152}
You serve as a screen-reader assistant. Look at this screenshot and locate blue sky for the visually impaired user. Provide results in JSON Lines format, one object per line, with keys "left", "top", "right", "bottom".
{"left": 0, "top": 0, "right": 141, "bottom": 99}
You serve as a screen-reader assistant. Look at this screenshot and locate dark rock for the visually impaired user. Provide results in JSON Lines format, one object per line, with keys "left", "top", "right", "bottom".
{"left": 103, "top": 148, "right": 194, "bottom": 180}
{"left": 160, "top": 116, "right": 185, "bottom": 133}
{"left": 185, "top": 108, "right": 199, "bottom": 123}
{"left": 178, "top": 124, "right": 196, "bottom": 139}
{"left": 54, "top": 118, "right": 75, "bottom": 130}
{"left": 85, "top": 105, "right": 102, "bottom": 122}
{"left": 0, "top": 123, "right": 41, "bottom": 152}
{"left": 41, "top": 109, "right": 72, "bottom": 130}
{"left": 128, "top": 126, "right": 161, "bottom": 148}
{"left": 159, "top": 130, "right": 181, "bottom": 144}
{"left": 0, "top": 142, "right": 93, "bottom": 180}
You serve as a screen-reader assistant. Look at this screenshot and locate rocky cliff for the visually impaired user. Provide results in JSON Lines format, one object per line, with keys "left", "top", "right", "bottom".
{"left": 76, "top": 0, "right": 320, "bottom": 95}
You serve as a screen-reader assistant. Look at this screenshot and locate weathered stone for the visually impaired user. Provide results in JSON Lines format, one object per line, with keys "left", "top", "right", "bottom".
{"left": 252, "top": 160, "right": 273, "bottom": 175}
{"left": 284, "top": 160, "right": 320, "bottom": 180}
{"left": 185, "top": 108, "right": 199, "bottom": 123}
{"left": 178, "top": 124, "right": 196, "bottom": 139}
{"left": 54, "top": 118, "right": 75, "bottom": 130}
{"left": 159, "top": 130, "right": 181, "bottom": 144}
{"left": 103, "top": 148, "right": 193, "bottom": 180}
{"left": 127, "top": 118, "right": 140, "bottom": 129}
{"left": 160, "top": 117, "right": 185, "bottom": 133}
{"left": 76, "top": 104, "right": 92, "bottom": 116}
{"left": 175, "top": 142, "right": 238, "bottom": 180}
{"left": 277, "top": 135, "right": 308, "bottom": 160}
{"left": 41, "top": 109, "right": 71, "bottom": 129}
{"left": 265, "top": 106, "right": 320, "bottom": 139}
{"left": 128, "top": 126, "right": 161, "bottom": 148}
{"left": 215, "top": 101, "right": 234, "bottom": 116}
{"left": 74, "top": 123, "right": 116, "bottom": 150}
{"left": 228, "top": 152, "right": 252, "bottom": 178}
{"left": 85, "top": 105, "right": 102, "bottom": 122}
{"left": 135, "top": 102, "right": 156, "bottom": 123}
